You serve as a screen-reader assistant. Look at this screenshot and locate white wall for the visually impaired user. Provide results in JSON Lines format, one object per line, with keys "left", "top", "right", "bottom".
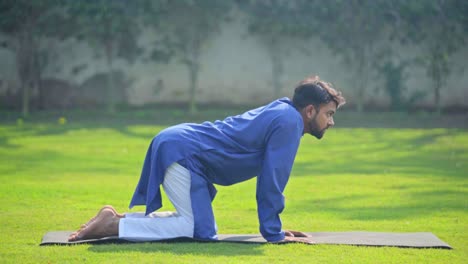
{"left": 1, "top": 18, "right": 467, "bottom": 108}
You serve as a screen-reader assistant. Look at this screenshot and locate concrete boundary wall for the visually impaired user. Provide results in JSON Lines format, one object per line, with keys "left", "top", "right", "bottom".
{"left": 0, "top": 18, "right": 467, "bottom": 108}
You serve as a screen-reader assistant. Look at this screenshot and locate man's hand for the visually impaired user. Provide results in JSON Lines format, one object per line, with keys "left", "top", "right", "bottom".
{"left": 284, "top": 230, "right": 310, "bottom": 238}
{"left": 273, "top": 230, "right": 314, "bottom": 244}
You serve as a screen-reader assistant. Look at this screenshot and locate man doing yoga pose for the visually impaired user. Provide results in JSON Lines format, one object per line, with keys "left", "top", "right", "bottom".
{"left": 69, "top": 75, "right": 345, "bottom": 244}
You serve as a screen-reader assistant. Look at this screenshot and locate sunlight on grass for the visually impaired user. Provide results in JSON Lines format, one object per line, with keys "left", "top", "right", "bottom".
{"left": 0, "top": 123, "right": 467, "bottom": 263}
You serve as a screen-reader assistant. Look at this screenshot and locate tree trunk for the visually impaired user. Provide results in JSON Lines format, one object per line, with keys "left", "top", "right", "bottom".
{"left": 269, "top": 39, "right": 283, "bottom": 99}
{"left": 430, "top": 50, "right": 443, "bottom": 114}
{"left": 105, "top": 39, "right": 116, "bottom": 114}
{"left": 16, "top": 31, "right": 32, "bottom": 117}
{"left": 188, "top": 62, "right": 199, "bottom": 115}
{"left": 34, "top": 41, "right": 45, "bottom": 110}
{"left": 30, "top": 36, "right": 41, "bottom": 111}
{"left": 434, "top": 70, "right": 442, "bottom": 114}
{"left": 21, "top": 79, "right": 29, "bottom": 117}
{"left": 187, "top": 34, "right": 201, "bottom": 115}
{"left": 355, "top": 48, "right": 367, "bottom": 113}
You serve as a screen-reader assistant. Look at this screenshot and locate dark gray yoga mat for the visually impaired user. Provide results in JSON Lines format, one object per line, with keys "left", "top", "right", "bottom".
{"left": 40, "top": 231, "right": 452, "bottom": 249}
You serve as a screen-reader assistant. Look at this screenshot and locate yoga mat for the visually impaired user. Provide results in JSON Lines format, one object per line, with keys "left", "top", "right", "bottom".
{"left": 40, "top": 231, "right": 452, "bottom": 249}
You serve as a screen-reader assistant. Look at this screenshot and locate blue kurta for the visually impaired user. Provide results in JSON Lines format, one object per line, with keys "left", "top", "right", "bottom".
{"left": 129, "top": 97, "right": 304, "bottom": 242}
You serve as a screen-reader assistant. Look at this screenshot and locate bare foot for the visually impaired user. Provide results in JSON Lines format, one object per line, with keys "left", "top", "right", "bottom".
{"left": 70, "top": 205, "right": 124, "bottom": 237}
{"left": 68, "top": 208, "right": 119, "bottom": 241}
{"left": 80, "top": 205, "right": 124, "bottom": 228}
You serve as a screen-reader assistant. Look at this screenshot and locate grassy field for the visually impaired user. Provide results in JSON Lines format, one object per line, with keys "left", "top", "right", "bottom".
{"left": 0, "top": 115, "right": 467, "bottom": 263}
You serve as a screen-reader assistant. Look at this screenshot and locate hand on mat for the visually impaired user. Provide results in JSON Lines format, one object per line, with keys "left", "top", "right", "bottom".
{"left": 276, "top": 236, "right": 314, "bottom": 244}
{"left": 273, "top": 230, "right": 314, "bottom": 244}
{"left": 284, "top": 230, "right": 310, "bottom": 238}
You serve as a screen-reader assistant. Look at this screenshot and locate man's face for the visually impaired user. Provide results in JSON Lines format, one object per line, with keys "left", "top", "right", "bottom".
{"left": 305, "top": 101, "right": 337, "bottom": 139}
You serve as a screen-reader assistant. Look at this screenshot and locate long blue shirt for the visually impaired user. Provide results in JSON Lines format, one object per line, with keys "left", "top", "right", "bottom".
{"left": 129, "top": 97, "right": 304, "bottom": 242}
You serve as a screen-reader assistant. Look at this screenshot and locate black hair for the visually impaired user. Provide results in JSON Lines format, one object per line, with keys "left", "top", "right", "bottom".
{"left": 292, "top": 76, "right": 345, "bottom": 110}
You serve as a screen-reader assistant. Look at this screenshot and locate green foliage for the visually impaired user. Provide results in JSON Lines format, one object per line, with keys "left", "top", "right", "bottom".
{"left": 238, "top": 0, "right": 311, "bottom": 37}
{"left": 144, "top": 0, "right": 233, "bottom": 114}
{"left": 378, "top": 60, "right": 408, "bottom": 111}
{"left": 376, "top": 60, "right": 427, "bottom": 111}
{"left": 239, "top": 0, "right": 467, "bottom": 112}
{"left": 0, "top": 0, "right": 65, "bottom": 35}
{"left": 139, "top": 0, "right": 173, "bottom": 64}
{"left": 311, "top": 0, "right": 395, "bottom": 112}
{"left": 0, "top": 0, "right": 70, "bottom": 117}
{"left": 66, "top": 0, "right": 143, "bottom": 113}
{"left": 0, "top": 121, "right": 467, "bottom": 263}
{"left": 1, "top": 0, "right": 467, "bottom": 113}
{"left": 394, "top": 0, "right": 468, "bottom": 112}
{"left": 237, "top": 0, "right": 315, "bottom": 99}
{"left": 66, "top": 0, "right": 142, "bottom": 62}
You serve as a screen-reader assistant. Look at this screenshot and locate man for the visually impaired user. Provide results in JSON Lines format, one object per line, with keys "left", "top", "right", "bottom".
{"left": 69, "top": 75, "right": 345, "bottom": 244}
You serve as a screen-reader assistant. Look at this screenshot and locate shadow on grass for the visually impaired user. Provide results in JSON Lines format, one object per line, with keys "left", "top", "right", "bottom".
{"left": 0, "top": 135, "right": 18, "bottom": 149}
{"left": 2, "top": 125, "right": 466, "bottom": 189}
{"left": 294, "top": 129, "right": 466, "bottom": 179}
{"left": 27, "top": 123, "right": 157, "bottom": 140}
{"left": 289, "top": 190, "right": 466, "bottom": 221}
{"left": 2, "top": 120, "right": 174, "bottom": 155}
{"left": 2, "top": 109, "right": 466, "bottom": 140}
{"left": 87, "top": 241, "right": 266, "bottom": 256}
{"left": 0, "top": 148, "right": 132, "bottom": 177}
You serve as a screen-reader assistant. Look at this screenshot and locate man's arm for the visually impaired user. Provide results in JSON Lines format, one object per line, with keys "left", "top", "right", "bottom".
{"left": 256, "top": 120, "right": 302, "bottom": 242}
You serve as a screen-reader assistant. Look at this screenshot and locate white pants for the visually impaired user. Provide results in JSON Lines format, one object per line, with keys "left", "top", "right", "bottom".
{"left": 119, "top": 162, "right": 194, "bottom": 241}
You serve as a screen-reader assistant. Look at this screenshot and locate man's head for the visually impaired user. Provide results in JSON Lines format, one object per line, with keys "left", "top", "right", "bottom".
{"left": 292, "top": 76, "right": 346, "bottom": 139}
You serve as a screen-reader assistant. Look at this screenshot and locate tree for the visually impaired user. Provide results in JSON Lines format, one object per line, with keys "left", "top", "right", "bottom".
{"left": 154, "top": 0, "right": 232, "bottom": 114}
{"left": 375, "top": 59, "right": 426, "bottom": 111}
{"left": 0, "top": 0, "right": 67, "bottom": 117}
{"left": 313, "top": 0, "right": 392, "bottom": 112}
{"left": 237, "top": 0, "right": 314, "bottom": 100}
{"left": 66, "top": 0, "right": 142, "bottom": 113}
{"left": 395, "top": 0, "right": 468, "bottom": 113}
{"left": 138, "top": 0, "right": 176, "bottom": 90}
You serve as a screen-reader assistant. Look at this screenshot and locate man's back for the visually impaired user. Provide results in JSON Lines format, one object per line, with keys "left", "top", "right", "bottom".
{"left": 160, "top": 98, "right": 303, "bottom": 185}
{"left": 190, "top": 98, "right": 303, "bottom": 185}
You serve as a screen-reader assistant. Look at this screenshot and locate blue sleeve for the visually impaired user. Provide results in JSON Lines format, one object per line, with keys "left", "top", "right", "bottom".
{"left": 256, "top": 119, "right": 301, "bottom": 242}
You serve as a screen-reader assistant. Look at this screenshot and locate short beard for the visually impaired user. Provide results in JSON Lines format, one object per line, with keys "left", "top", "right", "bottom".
{"left": 308, "top": 115, "right": 326, "bottom": 139}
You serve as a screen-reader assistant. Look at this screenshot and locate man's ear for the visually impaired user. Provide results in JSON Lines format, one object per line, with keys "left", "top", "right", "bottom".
{"left": 305, "top": 104, "right": 316, "bottom": 119}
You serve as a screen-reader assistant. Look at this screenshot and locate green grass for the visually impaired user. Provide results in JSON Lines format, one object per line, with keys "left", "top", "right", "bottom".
{"left": 0, "top": 121, "right": 467, "bottom": 263}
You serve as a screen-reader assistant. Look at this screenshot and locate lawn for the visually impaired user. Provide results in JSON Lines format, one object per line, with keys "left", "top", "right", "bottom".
{"left": 0, "top": 116, "right": 467, "bottom": 263}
